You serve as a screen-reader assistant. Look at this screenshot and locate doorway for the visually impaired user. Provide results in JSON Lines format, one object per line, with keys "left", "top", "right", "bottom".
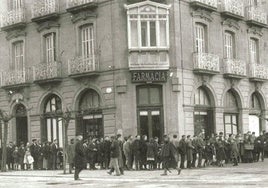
{"left": 15, "top": 104, "right": 28, "bottom": 145}
{"left": 137, "top": 85, "right": 164, "bottom": 140}
{"left": 82, "top": 114, "right": 103, "bottom": 139}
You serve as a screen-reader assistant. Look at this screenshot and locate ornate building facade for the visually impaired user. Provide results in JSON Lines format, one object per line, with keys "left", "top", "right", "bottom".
{"left": 0, "top": 0, "right": 267, "bottom": 145}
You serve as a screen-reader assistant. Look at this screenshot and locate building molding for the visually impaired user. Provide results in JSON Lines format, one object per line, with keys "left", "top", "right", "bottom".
{"left": 5, "top": 30, "right": 27, "bottom": 41}
{"left": 71, "top": 11, "right": 97, "bottom": 23}
{"left": 222, "top": 18, "right": 240, "bottom": 31}
{"left": 247, "top": 27, "right": 263, "bottom": 37}
{"left": 192, "top": 8, "right": 213, "bottom": 22}
{"left": 37, "top": 21, "right": 60, "bottom": 33}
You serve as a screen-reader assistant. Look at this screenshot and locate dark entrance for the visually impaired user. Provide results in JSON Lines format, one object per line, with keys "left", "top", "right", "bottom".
{"left": 137, "top": 85, "right": 164, "bottom": 140}
{"left": 77, "top": 89, "right": 103, "bottom": 139}
{"left": 194, "top": 87, "right": 214, "bottom": 138}
{"left": 15, "top": 104, "right": 28, "bottom": 145}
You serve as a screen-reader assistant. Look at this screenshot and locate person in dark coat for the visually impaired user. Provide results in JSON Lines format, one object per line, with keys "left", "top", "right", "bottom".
{"left": 103, "top": 136, "right": 111, "bottom": 169}
{"left": 97, "top": 138, "right": 105, "bottom": 169}
{"left": 229, "top": 134, "right": 239, "bottom": 166}
{"left": 67, "top": 138, "right": 75, "bottom": 173}
{"left": 51, "top": 139, "right": 58, "bottom": 170}
{"left": 6, "top": 142, "right": 14, "bottom": 170}
{"left": 215, "top": 132, "right": 226, "bottom": 167}
{"left": 140, "top": 135, "right": 148, "bottom": 170}
{"left": 160, "top": 135, "right": 181, "bottom": 176}
{"left": 178, "top": 135, "right": 187, "bottom": 169}
{"left": 146, "top": 138, "right": 157, "bottom": 170}
{"left": 186, "top": 135, "right": 194, "bottom": 168}
{"left": 132, "top": 135, "right": 141, "bottom": 170}
{"left": 107, "top": 136, "right": 121, "bottom": 176}
{"left": 74, "top": 135, "right": 86, "bottom": 180}
{"left": 42, "top": 142, "right": 50, "bottom": 170}
{"left": 18, "top": 143, "right": 26, "bottom": 170}
{"left": 88, "top": 138, "right": 98, "bottom": 170}
{"left": 30, "top": 139, "right": 39, "bottom": 170}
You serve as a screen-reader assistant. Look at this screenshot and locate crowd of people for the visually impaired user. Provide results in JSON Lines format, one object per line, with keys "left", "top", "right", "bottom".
{"left": 1, "top": 130, "right": 268, "bottom": 178}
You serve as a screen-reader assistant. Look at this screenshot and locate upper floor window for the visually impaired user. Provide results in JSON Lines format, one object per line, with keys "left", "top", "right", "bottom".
{"left": 224, "top": 31, "right": 235, "bottom": 59}
{"left": 12, "top": 41, "right": 24, "bottom": 71}
{"left": 194, "top": 87, "right": 210, "bottom": 106}
{"left": 249, "top": 38, "right": 259, "bottom": 64}
{"left": 80, "top": 24, "right": 95, "bottom": 59}
{"left": 44, "top": 32, "right": 56, "bottom": 63}
{"left": 195, "top": 23, "right": 206, "bottom": 53}
{"left": 126, "top": 2, "right": 170, "bottom": 49}
{"left": 8, "top": 0, "right": 23, "bottom": 10}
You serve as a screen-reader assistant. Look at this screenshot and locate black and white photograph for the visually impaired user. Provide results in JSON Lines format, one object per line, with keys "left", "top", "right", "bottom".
{"left": 0, "top": 0, "right": 268, "bottom": 187}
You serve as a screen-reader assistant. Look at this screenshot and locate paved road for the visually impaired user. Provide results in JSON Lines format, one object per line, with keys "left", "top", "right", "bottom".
{"left": 0, "top": 161, "right": 268, "bottom": 188}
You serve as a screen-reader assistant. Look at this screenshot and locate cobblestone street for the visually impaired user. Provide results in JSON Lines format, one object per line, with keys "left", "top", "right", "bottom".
{"left": 0, "top": 161, "right": 268, "bottom": 188}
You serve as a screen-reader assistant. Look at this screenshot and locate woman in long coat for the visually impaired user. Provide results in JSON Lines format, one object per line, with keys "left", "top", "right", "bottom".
{"left": 186, "top": 135, "right": 194, "bottom": 168}
{"left": 215, "top": 133, "right": 226, "bottom": 167}
{"left": 146, "top": 138, "right": 157, "bottom": 170}
{"left": 243, "top": 134, "right": 253, "bottom": 163}
{"left": 229, "top": 134, "right": 239, "bottom": 166}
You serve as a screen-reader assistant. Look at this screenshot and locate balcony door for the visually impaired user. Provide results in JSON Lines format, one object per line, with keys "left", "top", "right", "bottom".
{"left": 13, "top": 41, "right": 24, "bottom": 71}
{"left": 137, "top": 85, "right": 164, "bottom": 141}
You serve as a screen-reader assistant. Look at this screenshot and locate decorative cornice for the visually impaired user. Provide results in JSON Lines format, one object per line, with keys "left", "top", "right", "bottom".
{"left": 6, "top": 30, "right": 27, "bottom": 41}
{"left": 71, "top": 11, "right": 97, "bottom": 23}
{"left": 192, "top": 8, "right": 213, "bottom": 22}
{"left": 247, "top": 27, "right": 263, "bottom": 37}
{"left": 37, "top": 21, "right": 60, "bottom": 32}
{"left": 222, "top": 18, "right": 240, "bottom": 30}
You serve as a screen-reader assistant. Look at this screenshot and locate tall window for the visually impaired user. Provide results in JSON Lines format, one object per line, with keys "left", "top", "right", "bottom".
{"left": 44, "top": 95, "right": 63, "bottom": 147}
{"left": 224, "top": 32, "right": 234, "bottom": 59}
{"left": 194, "top": 87, "right": 210, "bottom": 106}
{"left": 249, "top": 38, "right": 259, "bottom": 64}
{"left": 9, "top": 0, "right": 23, "bottom": 10}
{"left": 80, "top": 25, "right": 95, "bottom": 60}
{"left": 44, "top": 33, "right": 56, "bottom": 63}
{"left": 13, "top": 41, "right": 24, "bottom": 71}
{"left": 195, "top": 23, "right": 206, "bottom": 53}
{"left": 127, "top": 5, "right": 169, "bottom": 49}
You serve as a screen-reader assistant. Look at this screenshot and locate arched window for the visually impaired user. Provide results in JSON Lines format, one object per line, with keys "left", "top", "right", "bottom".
{"left": 224, "top": 90, "right": 239, "bottom": 135}
{"left": 78, "top": 89, "right": 103, "bottom": 139}
{"left": 194, "top": 87, "right": 210, "bottom": 106}
{"left": 43, "top": 94, "right": 63, "bottom": 147}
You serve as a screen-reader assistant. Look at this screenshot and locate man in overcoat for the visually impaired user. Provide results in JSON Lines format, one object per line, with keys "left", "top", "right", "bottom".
{"left": 74, "top": 135, "right": 86, "bottom": 180}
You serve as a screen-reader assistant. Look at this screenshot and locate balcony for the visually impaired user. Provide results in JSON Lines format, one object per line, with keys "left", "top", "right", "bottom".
{"left": 32, "top": 0, "right": 59, "bottom": 23}
{"left": 33, "top": 62, "right": 62, "bottom": 84}
{"left": 129, "top": 51, "right": 169, "bottom": 71}
{"left": 220, "top": 0, "right": 244, "bottom": 20}
{"left": 66, "top": 0, "right": 98, "bottom": 14}
{"left": 1, "top": 69, "right": 32, "bottom": 89}
{"left": 246, "top": 6, "right": 267, "bottom": 27}
{"left": 223, "top": 59, "right": 246, "bottom": 79}
{"left": 190, "top": 0, "right": 218, "bottom": 12}
{"left": 0, "top": 8, "right": 26, "bottom": 31}
{"left": 249, "top": 63, "right": 268, "bottom": 82}
{"left": 193, "top": 52, "right": 220, "bottom": 74}
{"left": 68, "top": 56, "right": 99, "bottom": 78}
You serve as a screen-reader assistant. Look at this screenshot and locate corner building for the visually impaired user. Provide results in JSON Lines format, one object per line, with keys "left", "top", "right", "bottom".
{"left": 0, "top": 0, "right": 267, "bottom": 145}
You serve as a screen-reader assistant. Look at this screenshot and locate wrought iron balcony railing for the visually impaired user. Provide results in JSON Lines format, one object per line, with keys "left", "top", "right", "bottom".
{"left": 246, "top": 6, "right": 267, "bottom": 26}
{"left": 66, "top": 0, "right": 98, "bottom": 12}
{"left": 33, "top": 62, "right": 62, "bottom": 83}
{"left": 223, "top": 58, "right": 246, "bottom": 78}
{"left": 68, "top": 56, "right": 99, "bottom": 77}
{"left": 193, "top": 52, "right": 220, "bottom": 74}
{"left": 32, "top": 0, "right": 58, "bottom": 20}
{"left": 129, "top": 51, "right": 169, "bottom": 70}
{"left": 249, "top": 63, "right": 268, "bottom": 81}
{"left": 1, "top": 69, "right": 32, "bottom": 87}
{"left": 1, "top": 8, "right": 26, "bottom": 29}
{"left": 221, "top": 0, "right": 244, "bottom": 18}
{"left": 190, "top": 0, "right": 218, "bottom": 10}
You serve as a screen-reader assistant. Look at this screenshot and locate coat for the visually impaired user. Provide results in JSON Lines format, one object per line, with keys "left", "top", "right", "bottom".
{"left": 186, "top": 139, "right": 194, "bottom": 161}
{"left": 146, "top": 142, "right": 157, "bottom": 160}
{"left": 110, "top": 140, "right": 120, "bottom": 158}
{"left": 178, "top": 139, "right": 187, "bottom": 155}
{"left": 67, "top": 143, "right": 75, "bottom": 164}
{"left": 74, "top": 140, "right": 86, "bottom": 169}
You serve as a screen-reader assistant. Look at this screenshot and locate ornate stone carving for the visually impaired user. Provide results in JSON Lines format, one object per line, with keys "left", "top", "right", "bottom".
{"left": 247, "top": 27, "right": 263, "bottom": 37}
{"left": 37, "top": 21, "right": 60, "bottom": 32}
{"left": 222, "top": 18, "right": 240, "bottom": 30}
{"left": 192, "top": 9, "right": 213, "bottom": 22}
{"left": 71, "top": 11, "right": 97, "bottom": 23}
{"left": 6, "top": 30, "right": 26, "bottom": 40}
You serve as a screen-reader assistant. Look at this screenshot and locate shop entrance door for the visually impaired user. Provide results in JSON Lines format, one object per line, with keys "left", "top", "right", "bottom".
{"left": 138, "top": 109, "right": 163, "bottom": 140}
{"left": 194, "top": 110, "right": 213, "bottom": 138}
{"left": 16, "top": 116, "right": 28, "bottom": 145}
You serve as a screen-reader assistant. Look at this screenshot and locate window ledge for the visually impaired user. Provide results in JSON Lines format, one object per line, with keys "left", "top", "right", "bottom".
{"left": 129, "top": 47, "right": 169, "bottom": 52}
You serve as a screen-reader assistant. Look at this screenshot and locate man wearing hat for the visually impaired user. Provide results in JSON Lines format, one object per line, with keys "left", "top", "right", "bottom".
{"left": 30, "top": 139, "right": 39, "bottom": 170}
{"left": 74, "top": 135, "right": 86, "bottom": 180}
